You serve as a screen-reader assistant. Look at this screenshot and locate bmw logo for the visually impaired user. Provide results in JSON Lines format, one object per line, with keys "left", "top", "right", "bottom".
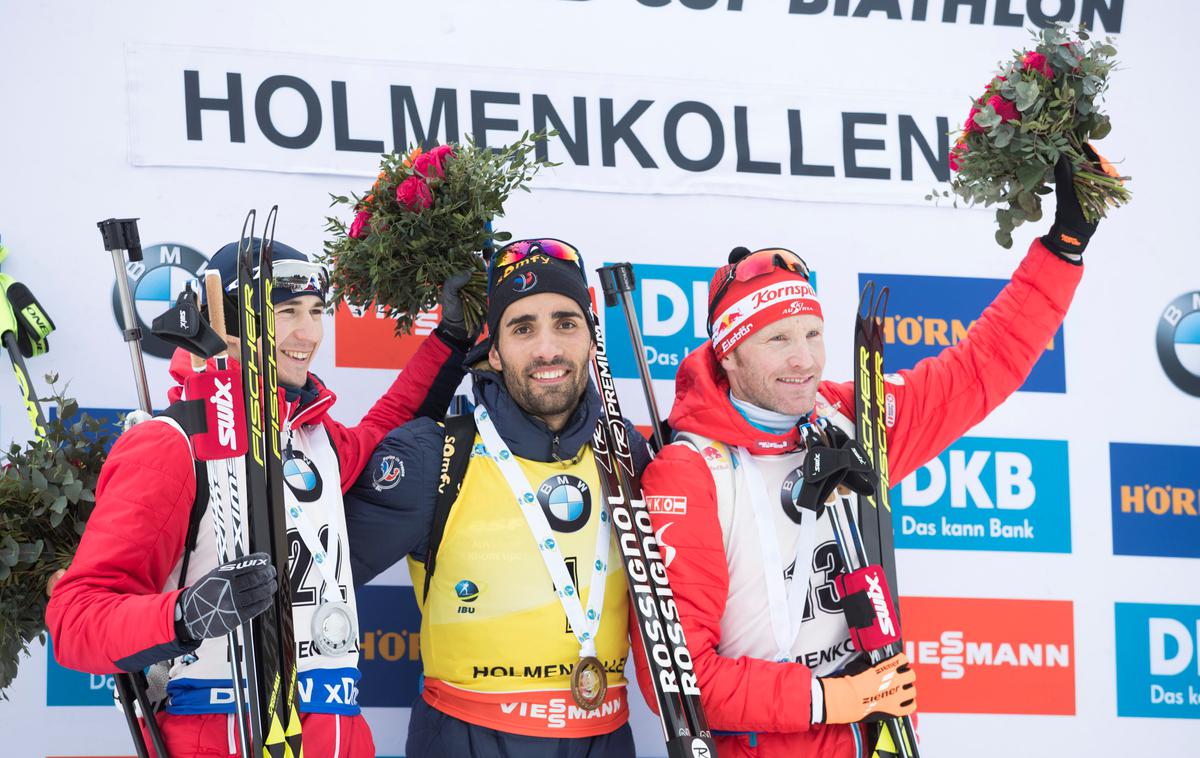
{"left": 110, "top": 243, "right": 209, "bottom": 360}
{"left": 780, "top": 466, "right": 806, "bottom": 525}
{"left": 283, "top": 449, "right": 323, "bottom": 502}
{"left": 455, "top": 579, "right": 479, "bottom": 603}
{"left": 537, "top": 474, "right": 592, "bottom": 533}
{"left": 1157, "top": 291, "right": 1200, "bottom": 397}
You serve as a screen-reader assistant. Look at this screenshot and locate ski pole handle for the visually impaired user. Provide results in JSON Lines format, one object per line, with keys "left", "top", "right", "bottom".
{"left": 597, "top": 261, "right": 636, "bottom": 308}
{"left": 97, "top": 218, "right": 153, "bottom": 414}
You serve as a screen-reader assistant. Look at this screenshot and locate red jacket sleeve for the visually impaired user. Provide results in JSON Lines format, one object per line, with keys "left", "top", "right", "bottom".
{"left": 45, "top": 421, "right": 195, "bottom": 674}
{"left": 327, "top": 329, "right": 467, "bottom": 492}
{"left": 633, "top": 444, "right": 818, "bottom": 733}
{"left": 820, "top": 239, "right": 1083, "bottom": 482}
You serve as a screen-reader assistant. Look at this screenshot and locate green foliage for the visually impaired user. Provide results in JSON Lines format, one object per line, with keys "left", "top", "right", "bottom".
{"left": 322, "top": 133, "right": 555, "bottom": 336}
{"left": 948, "top": 25, "right": 1131, "bottom": 248}
{"left": 0, "top": 386, "right": 112, "bottom": 697}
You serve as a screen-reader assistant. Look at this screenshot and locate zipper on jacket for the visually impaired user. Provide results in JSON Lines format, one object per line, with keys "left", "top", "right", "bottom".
{"left": 551, "top": 433, "right": 562, "bottom": 462}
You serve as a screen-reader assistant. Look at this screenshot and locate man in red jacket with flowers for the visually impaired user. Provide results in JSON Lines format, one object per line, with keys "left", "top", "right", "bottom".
{"left": 634, "top": 157, "right": 1099, "bottom": 757}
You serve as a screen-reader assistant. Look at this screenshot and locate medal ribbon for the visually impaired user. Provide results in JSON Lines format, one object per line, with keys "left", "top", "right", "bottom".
{"left": 737, "top": 447, "right": 819, "bottom": 661}
{"left": 474, "top": 404, "right": 609, "bottom": 658}
{"left": 283, "top": 436, "right": 344, "bottom": 605}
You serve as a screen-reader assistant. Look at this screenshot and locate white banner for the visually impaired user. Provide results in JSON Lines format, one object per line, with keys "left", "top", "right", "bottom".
{"left": 127, "top": 43, "right": 956, "bottom": 206}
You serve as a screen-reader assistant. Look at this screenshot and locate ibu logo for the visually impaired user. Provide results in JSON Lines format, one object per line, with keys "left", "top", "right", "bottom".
{"left": 605, "top": 262, "right": 715, "bottom": 380}
{"left": 1110, "top": 442, "right": 1200, "bottom": 559}
{"left": 1116, "top": 603, "right": 1200, "bottom": 719}
{"left": 894, "top": 436, "right": 1070, "bottom": 553}
{"left": 859, "top": 272, "right": 1065, "bottom": 393}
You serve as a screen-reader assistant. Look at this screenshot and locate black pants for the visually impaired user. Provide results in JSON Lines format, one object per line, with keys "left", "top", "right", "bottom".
{"left": 406, "top": 696, "right": 637, "bottom": 758}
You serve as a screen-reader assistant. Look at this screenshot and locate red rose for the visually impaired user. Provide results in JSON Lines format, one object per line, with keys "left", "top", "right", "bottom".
{"left": 428, "top": 144, "right": 454, "bottom": 178}
{"left": 396, "top": 176, "right": 433, "bottom": 211}
{"left": 1022, "top": 51, "right": 1054, "bottom": 78}
{"left": 964, "top": 107, "right": 982, "bottom": 134}
{"left": 349, "top": 210, "right": 370, "bottom": 239}
{"left": 949, "top": 141, "right": 968, "bottom": 172}
{"left": 987, "top": 95, "right": 1019, "bottom": 123}
{"left": 412, "top": 152, "right": 436, "bottom": 179}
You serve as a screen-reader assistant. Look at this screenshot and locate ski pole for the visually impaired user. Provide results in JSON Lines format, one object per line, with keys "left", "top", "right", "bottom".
{"left": 597, "top": 263, "right": 667, "bottom": 452}
{"left": 0, "top": 274, "right": 48, "bottom": 438}
{"left": 588, "top": 314, "right": 717, "bottom": 758}
{"left": 97, "top": 218, "right": 153, "bottom": 417}
{"left": 96, "top": 216, "right": 171, "bottom": 758}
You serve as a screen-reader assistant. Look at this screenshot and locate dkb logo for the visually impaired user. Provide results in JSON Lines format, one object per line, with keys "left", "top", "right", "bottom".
{"left": 895, "top": 437, "right": 1070, "bottom": 553}
{"left": 109, "top": 243, "right": 209, "bottom": 360}
{"left": 1116, "top": 603, "right": 1200, "bottom": 719}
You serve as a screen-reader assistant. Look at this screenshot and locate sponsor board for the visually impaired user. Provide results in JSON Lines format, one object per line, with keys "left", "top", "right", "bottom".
{"left": 1156, "top": 291, "right": 1200, "bottom": 397}
{"left": 109, "top": 243, "right": 210, "bottom": 361}
{"left": 605, "top": 262, "right": 715, "bottom": 381}
{"left": 45, "top": 638, "right": 117, "bottom": 707}
{"left": 1116, "top": 603, "right": 1200, "bottom": 719}
{"left": 858, "top": 272, "right": 1065, "bottom": 393}
{"left": 895, "top": 436, "right": 1071, "bottom": 553}
{"left": 356, "top": 584, "right": 424, "bottom": 707}
{"left": 901, "top": 596, "right": 1075, "bottom": 714}
{"left": 1110, "top": 442, "right": 1200, "bottom": 559}
{"left": 605, "top": 262, "right": 816, "bottom": 381}
{"left": 334, "top": 300, "right": 438, "bottom": 369}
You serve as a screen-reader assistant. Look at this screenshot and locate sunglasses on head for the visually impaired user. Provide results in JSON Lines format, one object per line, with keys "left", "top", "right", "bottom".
{"left": 487, "top": 238, "right": 583, "bottom": 289}
{"left": 708, "top": 247, "right": 811, "bottom": 319}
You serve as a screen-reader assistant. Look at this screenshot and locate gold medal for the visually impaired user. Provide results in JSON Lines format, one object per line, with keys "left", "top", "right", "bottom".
{"left": 570, "top": 656, "right": 608, "bottom": 711}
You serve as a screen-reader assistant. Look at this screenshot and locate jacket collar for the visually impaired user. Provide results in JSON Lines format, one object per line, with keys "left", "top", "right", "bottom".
{"left": 469, "top": 363, "right": 601, "bottom": 464}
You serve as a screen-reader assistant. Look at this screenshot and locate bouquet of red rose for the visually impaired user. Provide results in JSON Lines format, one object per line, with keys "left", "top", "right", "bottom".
{"left": 946, "top": 24, "right": 1130, "bottom": 248}
{"left": 323, "top": 132, "right": 552, "bottom": 335}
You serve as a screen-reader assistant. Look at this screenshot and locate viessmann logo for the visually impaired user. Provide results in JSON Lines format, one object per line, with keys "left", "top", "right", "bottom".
{"left": 858, "top": 272, "right": 1065, "bottom": 393}
{"left": 901, "top": 596, "right": 1075, "bottom": 714}
{"left": 334, "top": 300, "right": 439, "bottom": 369}
{"left": 894, "top": 436, "right": 1071, "bottom": 553}
{"left": 1110, "top": 442, "right": 1200, "bottom": 559}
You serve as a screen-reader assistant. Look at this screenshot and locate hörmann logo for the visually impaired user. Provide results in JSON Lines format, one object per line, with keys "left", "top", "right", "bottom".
{"left": 895, "top": 436, "right": 1071, "bottom": 553}
{"left": 1116, "top": 603, "right": 1200, "bottom": 719}
{"left": 1110, "top": 442, "right": 1200, "bottom": 559}
{"left": 356, "top": 585, "right": 424, "bottom": 707}
{"left": 902, "top": 596, "right": 1075, "bottom": 714}
{"left": 859, "top": 273, "right": 1065, "bottom": 393}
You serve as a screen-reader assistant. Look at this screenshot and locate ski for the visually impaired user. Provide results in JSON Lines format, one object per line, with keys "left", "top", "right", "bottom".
{"left": 239, "top": 208, "right": 302, "bottom": 758}
{"left": 853, "top": 282, "right": 918, "bottom": 758}
{"left": 589, "top": 315, "right": 717, "bottom": 758}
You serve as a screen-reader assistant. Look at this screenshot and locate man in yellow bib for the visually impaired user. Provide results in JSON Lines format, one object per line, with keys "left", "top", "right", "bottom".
{"left": 345, "top": 239, "right": 649, "bottom": 757}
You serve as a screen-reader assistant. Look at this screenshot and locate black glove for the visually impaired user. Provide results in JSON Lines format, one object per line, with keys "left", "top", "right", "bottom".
{"left": 1041, "top": 145, "right": 1101, "bottom": 264}
{"left": 436, "top": 271, "right": 475, "bottom": 347}
{"left": 175, "top": 553, "right": 277, "bottom": 644}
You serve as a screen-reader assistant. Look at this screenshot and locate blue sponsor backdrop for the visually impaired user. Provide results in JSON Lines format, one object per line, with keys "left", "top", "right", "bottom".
{"left": 857, "top": 273, "right": 1066, "bottom": 393}
{"left": 45, "top": 638, "right": 117, "bottom": 707}
{"left": 605, "top": 261, "right": 817, "bottom": 382}
{"left": 1110, "top": 443, "right": 1200, "bottom": 559}
{"left": 894, "top": 436, "right": 1071, "bottom": 553}
{"left": 1115, "top": 603, "right": 1200, "bottom": 719}
{"left": 605, "top": 262, "right": 717, "bottom": 382}
{"left": 356, "top": 584, "right": 424, "bottom": 708}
